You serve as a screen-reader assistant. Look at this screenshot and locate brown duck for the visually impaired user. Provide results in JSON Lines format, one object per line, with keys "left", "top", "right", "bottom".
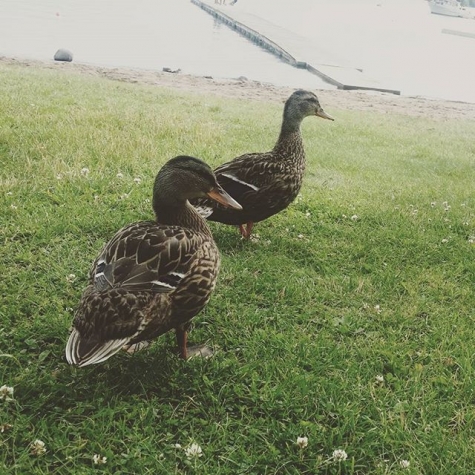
{"left": 193, "top": 90, "right": 333, "bottom": 238}
{"left": 65, "top": 155, "right": 242, "bottom": 367}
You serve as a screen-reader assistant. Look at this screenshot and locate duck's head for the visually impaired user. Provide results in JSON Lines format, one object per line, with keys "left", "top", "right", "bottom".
{"left": 285, "top": 90, "right": 334, "bottom": 121}
{"left": 153, "top": 155, "right": 242, "bottom": 211}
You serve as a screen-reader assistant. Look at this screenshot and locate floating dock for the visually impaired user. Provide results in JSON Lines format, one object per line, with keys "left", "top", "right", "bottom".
{"left": 442, "top": 28, "right": 475, "bottom": 39}
{"left": 191, "top": 0, "right": 400, "bottom": 95}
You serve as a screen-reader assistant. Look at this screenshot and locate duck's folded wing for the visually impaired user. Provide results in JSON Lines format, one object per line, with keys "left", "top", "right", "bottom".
{"left": 91, "top": 221, "right": 199, "bottom": 293}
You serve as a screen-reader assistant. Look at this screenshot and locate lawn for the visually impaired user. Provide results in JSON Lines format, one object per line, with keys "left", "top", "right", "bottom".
{"left": 1, "top": 63, "right": 474, "bottom": 474}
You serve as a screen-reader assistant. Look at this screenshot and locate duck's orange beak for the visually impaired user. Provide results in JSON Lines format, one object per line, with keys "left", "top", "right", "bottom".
{"left": 207, "top": 185, "right": 242, "bottom": 210}
{"left": 316, "top": 107, "right": 334, "bottom": 121}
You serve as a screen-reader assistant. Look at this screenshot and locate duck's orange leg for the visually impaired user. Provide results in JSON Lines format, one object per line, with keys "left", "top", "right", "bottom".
{"left": 239, "top": 222, "right": 254, "bottom": 239}
{"left": 176, "top": 327, "right": 188, "bottom": 359}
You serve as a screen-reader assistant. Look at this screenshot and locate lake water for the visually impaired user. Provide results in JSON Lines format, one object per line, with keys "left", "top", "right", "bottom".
{"left": 1, "top": 0, "right": 475, "bottom": 102}
{"left": 0, "top": 0, "right": 329, "bottom": 89}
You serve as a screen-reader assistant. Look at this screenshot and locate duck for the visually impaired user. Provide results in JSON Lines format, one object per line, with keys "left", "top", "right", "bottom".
{"left": 192, "top": 90, "right": 333, "bottom": 239}
{"left": 65, "top": 155, "right": 242, "bottom": 367}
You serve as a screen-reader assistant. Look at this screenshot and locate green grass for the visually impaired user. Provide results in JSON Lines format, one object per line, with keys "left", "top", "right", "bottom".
{"left": 1, "top": 63, "right": 475, "bottom": 475}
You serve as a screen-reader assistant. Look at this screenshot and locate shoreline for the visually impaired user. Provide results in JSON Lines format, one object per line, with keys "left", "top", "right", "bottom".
{"left": 2, "top": 55, "right": 475, "bottom": 121}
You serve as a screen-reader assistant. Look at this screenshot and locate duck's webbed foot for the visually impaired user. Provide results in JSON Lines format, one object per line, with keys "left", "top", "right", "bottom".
{"left": 176, "top": 326, "right": 213, "bottom": 359}
{"left": 186, "top": 344, "right": 214, "bottom": 359}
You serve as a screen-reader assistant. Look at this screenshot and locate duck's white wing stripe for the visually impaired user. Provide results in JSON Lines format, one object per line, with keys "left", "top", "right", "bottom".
{"left": 194, "top": 205, "right": 214, "bottom": 218}
{"left": 151, "top": 280, "right": 175, "bottom": 290}
{"left": 220, "top": 173, "right": 259, "bottom": 191}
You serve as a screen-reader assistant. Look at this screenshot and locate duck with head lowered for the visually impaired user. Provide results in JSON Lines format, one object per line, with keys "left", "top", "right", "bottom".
{"left": 65, "top": 155, "right": 242, "bottom": 367}
{"left": 192, "top": 90, "right": 333, "bottom": 239}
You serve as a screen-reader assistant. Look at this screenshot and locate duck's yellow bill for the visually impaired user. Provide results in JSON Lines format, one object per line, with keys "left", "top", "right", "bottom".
{"left": 207, "top": 186, "right": 242, "bottom": 210}
{"left": 316, "top": 108, "right": 334, "bottom": 121}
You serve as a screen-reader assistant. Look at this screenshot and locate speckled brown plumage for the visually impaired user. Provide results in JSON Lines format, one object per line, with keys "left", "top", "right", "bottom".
{"left": 65, "top": 156, "right": 241, "bottom": 367}
{"left": 192, "top": 90, "right": 333, "bottom": 238}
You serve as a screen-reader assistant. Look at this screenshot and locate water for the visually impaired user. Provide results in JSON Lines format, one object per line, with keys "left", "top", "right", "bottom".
{"left": 1, "top": 0, "right": 475, "bottom": 102}
{"left": 236, "top": 0, "right": 475, "bottom": 103}
{"left": 0, "top": 0, "right": 329, "bottom": 90}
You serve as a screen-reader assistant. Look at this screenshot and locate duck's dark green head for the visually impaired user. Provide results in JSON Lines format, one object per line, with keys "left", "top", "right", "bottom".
{"left": 153, "top": 155, "right": 242, "bottom": 211}
{"left": 285, "top": 90, "right": 334, "bottom": 121}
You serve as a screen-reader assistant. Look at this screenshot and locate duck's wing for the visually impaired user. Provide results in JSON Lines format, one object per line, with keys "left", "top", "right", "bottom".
{"left": 90, "top": 221, "right": 198, "bottom": 293}
{"left": 214, "top": 152, "right": 270, "bottom": 199}
{"left": 193, "top": 152, "right": 275, "bottom": 218}
{"left": 66, "top": 221, "right": 205, "bottom": 367}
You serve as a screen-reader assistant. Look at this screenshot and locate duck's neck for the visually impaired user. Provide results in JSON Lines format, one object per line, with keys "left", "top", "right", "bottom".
{"left": 272, "top": 113, "right": 305, "bottom": 160}
{"left": 153, "top": 198, "right": 212, "bottom": 237}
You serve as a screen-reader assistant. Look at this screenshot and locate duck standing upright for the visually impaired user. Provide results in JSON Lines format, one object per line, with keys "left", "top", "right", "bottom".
{"left": 192, "top": 90, "right": 333, "bottom": 239}
{"left": 65, "top": 155, "right": 242, "bottom": 367}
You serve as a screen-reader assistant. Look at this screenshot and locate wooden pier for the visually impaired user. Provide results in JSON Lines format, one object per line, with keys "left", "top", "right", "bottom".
{"left": 191, "top": 0, "right": 400, "bottom": 95}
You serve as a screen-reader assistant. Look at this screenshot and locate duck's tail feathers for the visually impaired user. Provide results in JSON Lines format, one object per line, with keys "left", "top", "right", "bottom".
{"left": 65, "top": 328, "right": 129, "bottom": 368}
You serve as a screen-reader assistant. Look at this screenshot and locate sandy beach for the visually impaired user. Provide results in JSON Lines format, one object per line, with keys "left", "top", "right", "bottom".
{"left": 2, "top": 55, "right": 475, "bottom": 121}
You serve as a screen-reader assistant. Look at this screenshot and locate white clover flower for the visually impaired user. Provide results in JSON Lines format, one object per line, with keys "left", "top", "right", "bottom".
{"left": 30, "top": 439, "right": 46, "bottom": 456}
{"left": 297, "top": 234, "right": 304, "bottom": 239}
{"left": 0, "top": 385, "right": 14, "bottom": 402}
{"left": 375, "top": 375, "right": 384, "bottom": 383}
{"left": 133, "top": 177, "right": 142, "bottom": 184}
{"left": 351, "top": 215, "right": 358, "bottom": 221}
{"left": 332, "top": 449, "right": 348, "bottom": 462}
{"left": 374, "top": 304, "right": 381, "bottom": 313}
{"left": 174, "top": 443, "right": 182, "bottom": 449}
{"left": 116, "top": 172, "right": 124, "bottom": 178}
{"left": 66, "top": 274, "right": 76, "bottom": 283}
{"left": 10, "top": 204, "right": 17, "bottom": 210}
{"left": 469, "top": 238, "right": 474, "bottom": 244}
{"left": 399, "top": 459, "right": 410, "bottom": 469}
{"left": 56, "top": 173, "right": 63, "bottom": 180}
{"left": 296, "top": 436, "right": 308, "bottom": 449}
{"left": 441, "top": 238, "right": 449, "bottom": 243}
{"left": 94, "top": 195, "right": 100, "bottom": 202}
{"left": 93, "top": 454, "right": 107, "bottom": 465}
{"left": 6, "top": 192, "right": 13, "bottom": 196}
{"left": 185, "top": 442, "right": 203, "bottom": 459}
{"left": 120, "top": 193, "right": 129, "bottom": 200}
{"left": 80, "top": 167, "right": 90, "bottom": 177}
{"left": 305, "top": 211, "right": 311, "bottom": 218}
